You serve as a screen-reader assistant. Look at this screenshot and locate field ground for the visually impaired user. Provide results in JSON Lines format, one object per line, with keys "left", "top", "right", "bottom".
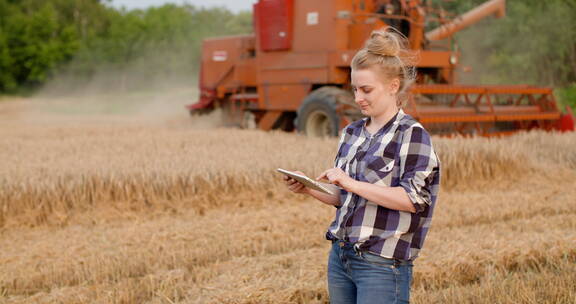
{"left": 0, "top": 98, "right": 575, "bottom": 303}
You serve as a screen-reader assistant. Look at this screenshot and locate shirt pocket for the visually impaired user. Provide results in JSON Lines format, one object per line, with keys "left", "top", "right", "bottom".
{"left": 364, "top": 154, "right": 395, "bottom": 184}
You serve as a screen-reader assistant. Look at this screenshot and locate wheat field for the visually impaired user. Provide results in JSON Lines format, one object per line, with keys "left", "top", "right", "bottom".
{"left": 0, "top": 99, "right": 575, "bottom": 304}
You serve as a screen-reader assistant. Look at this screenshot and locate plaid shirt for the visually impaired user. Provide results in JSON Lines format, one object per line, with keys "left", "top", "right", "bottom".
{"left": 326, "top": 109, "right": 441, "bottom": 261}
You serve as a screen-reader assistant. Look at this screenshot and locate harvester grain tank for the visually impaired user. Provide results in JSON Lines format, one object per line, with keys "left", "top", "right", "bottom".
{"left": 187, "top": 0, "right": 575, "bottom": 136}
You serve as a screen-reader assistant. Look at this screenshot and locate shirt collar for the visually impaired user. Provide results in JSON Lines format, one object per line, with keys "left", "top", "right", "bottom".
{"left": 362, "top": 109, "right": 404, "bottom": 137}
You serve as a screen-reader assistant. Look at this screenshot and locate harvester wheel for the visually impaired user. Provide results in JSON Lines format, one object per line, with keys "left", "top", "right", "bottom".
{"left": 296, "top": 87, "right": 352, "bottom": 137}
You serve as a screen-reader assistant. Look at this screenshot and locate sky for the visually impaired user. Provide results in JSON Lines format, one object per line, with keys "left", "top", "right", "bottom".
{"left": 107, "top": 0, "right": 257, "bottom": 12}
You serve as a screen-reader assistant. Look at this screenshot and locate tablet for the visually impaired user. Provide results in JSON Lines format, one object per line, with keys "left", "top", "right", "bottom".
{"left": 277, "top": 168, "right": 335, "bottom": 195}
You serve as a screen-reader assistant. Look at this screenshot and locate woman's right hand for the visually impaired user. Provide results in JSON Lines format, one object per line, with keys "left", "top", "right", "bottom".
{"left": 282, "top": 171, "right": 310, "bottom": 195}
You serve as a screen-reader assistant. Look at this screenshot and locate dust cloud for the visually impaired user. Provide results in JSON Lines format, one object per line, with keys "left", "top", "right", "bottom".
{"left": 1, "top": 64, "right": 225, "bottom": 129}
{"left": 453, "top": 19, "right": 497, "bottom": 86}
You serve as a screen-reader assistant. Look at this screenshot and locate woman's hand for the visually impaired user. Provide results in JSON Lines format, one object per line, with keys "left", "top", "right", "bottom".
{"left": 282, "top": 171, "right": 310, "bottom": 195}
{"left": 317, "top": 168, "right": 357, "bottom": 192}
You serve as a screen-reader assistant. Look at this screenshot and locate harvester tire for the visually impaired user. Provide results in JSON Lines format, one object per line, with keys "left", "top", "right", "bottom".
{"left": 296, "top": 87, "right": 351, "bottom": 137}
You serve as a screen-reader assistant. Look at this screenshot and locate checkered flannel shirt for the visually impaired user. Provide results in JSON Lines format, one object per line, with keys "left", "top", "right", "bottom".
{"left": 326, "top": 109, "right": 441, "bottom": 261}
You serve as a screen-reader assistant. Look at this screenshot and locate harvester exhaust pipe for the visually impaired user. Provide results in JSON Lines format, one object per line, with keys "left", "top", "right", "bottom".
{"left": 425, "top": 0, "right": 506, "bottom": 41}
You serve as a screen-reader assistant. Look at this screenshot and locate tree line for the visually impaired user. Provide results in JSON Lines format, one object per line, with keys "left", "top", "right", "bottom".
{"left": 0, "top": 0, "right": 251, "bottom": 93}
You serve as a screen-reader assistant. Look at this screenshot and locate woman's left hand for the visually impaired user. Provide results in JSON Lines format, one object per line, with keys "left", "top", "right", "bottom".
{"left": 317, "top": 168, "right": 357, "bottom": 192}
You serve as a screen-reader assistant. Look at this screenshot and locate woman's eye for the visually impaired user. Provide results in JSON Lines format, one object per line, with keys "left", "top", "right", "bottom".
{"left": 363, "top": 89, "right": 372, "bottom": 94}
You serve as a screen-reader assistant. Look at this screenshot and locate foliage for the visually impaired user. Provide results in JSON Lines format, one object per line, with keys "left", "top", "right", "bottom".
{"left": 482, "top": 0, "right": 576, "bottom": 87}
{"left": 556, "top": 84, "right": 576, "bottom": 112}
{"left": 433, "top": 0, "right": 576, "bottom": 110}
{"left": 0, "top": 0, "right": 252, "bottom": 93}
{"left": 446, "top": 0, "right": 575, "bottom": 92}
{"left": 0, "top": 0, "right": 83, "bottom": 91}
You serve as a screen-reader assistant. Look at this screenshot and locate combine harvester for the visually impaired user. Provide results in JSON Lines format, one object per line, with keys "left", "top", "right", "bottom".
{"left": 187, "top": 0, "right": 575, "bottom": 136}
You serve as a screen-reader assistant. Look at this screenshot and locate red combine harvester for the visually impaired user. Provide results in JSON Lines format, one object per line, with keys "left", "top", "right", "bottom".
{"left": 187, "top": 0, "right": 575, "bottom": 136}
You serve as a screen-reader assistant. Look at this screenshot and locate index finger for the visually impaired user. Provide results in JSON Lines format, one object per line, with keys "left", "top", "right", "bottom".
{"left": 316, "top": 170, "right": 329, "bottom": 181}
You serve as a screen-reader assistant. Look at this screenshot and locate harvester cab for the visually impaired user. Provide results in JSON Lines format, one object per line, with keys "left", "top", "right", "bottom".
{"left": 187, "top": 0, "right": 575, "bottom": 136}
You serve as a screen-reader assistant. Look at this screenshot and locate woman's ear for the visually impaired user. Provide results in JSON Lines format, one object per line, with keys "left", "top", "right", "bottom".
{"left": 389, "top": 78, "right": 400, "bottom": 95}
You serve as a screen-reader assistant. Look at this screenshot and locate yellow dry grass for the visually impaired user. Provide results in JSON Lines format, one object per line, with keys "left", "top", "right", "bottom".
{"left": 0, "top": 101, "right": 575, "bottom": 303}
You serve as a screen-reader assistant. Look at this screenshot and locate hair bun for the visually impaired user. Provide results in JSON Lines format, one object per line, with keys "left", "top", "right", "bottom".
{"left": 366, "top": 29, "right": 401, "bottom": 57}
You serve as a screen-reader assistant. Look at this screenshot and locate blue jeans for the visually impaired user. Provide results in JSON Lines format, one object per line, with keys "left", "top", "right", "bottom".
{"left": 327, "top": 240, "right": 413, "bottom": 304}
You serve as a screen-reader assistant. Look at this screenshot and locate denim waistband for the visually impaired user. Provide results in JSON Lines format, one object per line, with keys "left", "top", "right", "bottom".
{"left": 331, "top": 239, "right": 412, "bottom": 266}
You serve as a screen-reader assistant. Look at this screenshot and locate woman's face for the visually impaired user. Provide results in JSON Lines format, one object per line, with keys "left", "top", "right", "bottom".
{"left": 351, "top": 68, "right": 399, "bottom": 118}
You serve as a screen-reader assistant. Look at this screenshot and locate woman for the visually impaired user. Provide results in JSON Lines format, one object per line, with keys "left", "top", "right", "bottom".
{"left": 283, "top": 28, "right": 440, "bottom": 304}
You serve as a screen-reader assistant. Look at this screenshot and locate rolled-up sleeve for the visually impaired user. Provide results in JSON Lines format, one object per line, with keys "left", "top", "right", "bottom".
{"left": 398, "top": 126, "right": 440, "bottom": 213}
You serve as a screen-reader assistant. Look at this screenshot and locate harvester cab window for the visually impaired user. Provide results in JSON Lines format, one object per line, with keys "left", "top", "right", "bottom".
{"left": 375, "top": 0, "right": 410, "bottom": 37}
{"left": 245, "top": 49, "right": 256, "bottom": 59}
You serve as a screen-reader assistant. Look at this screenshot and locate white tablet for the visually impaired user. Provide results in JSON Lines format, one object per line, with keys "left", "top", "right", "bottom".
{"left": 277, "top": 168, "right": 335, "bottom": 195}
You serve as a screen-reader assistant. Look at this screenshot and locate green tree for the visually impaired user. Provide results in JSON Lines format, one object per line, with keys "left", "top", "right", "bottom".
{"left": 485, "top": 0, "right": 576, "bottom": 87}
{"left": 446, "top": 0, "right": 576, "bottom": 88}
{"left": 61, "top": 4, "right": 253, "bottom": 91}
{"left": 0, "top": 0, "right": 81, "bottom": 91}
{"left": 0, "top": 0, "right": 253, "bottom": 93}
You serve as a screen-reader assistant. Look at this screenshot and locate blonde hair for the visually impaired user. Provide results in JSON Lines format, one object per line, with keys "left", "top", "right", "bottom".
{"left": 351, "top": 27, "right": 417, "bottom": 107}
